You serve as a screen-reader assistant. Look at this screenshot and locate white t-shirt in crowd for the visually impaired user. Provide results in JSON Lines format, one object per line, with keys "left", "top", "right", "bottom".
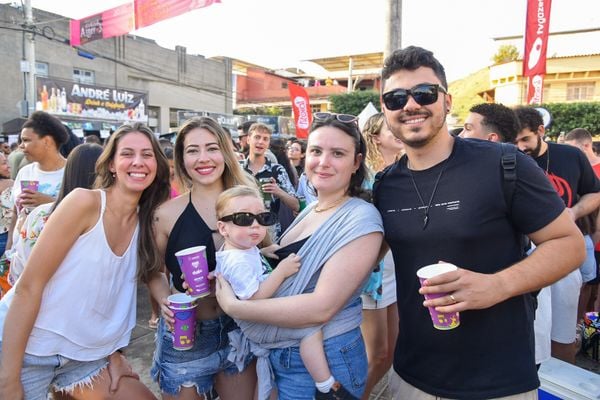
{"left": 11, "top": 162, "right": 64, "bottom": 205}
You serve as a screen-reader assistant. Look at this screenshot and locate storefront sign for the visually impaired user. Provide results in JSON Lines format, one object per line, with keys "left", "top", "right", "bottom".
{"left": 36, "top": 77, "right": 148, "bottom": 123}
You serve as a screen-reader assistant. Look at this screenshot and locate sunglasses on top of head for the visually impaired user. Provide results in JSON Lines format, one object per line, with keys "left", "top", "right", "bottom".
{"left": 382, "top": 83, "right": 447, "bottom": 111}
{"left": 219, "top": 212, "right": 277, "bottom": 227}
{"left": 313, "top": 112, "right": 358, "bottom": 124}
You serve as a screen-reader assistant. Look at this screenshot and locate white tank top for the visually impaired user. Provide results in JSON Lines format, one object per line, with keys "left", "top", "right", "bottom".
{"left": 0, "top": 190, "right": 139, "bottom": 361}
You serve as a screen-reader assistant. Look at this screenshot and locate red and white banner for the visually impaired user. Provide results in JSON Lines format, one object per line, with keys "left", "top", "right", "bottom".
{"left": 523, "top": 0, "right": 552, "bottom": 104}
{"left": 70, "top": 0, "right": 220, "bottom": 45}
{"left": 134, "top": 0, "right": 220, "bottom": 29}
{"left": 288, "top": 83, "right": 312, "bottom": 139}
{"left": 70, "top": 2, "right": 134, "bottom": 46}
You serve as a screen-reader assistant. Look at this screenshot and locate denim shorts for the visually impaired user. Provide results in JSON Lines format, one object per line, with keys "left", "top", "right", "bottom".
{"left": 151, "top": 314, "right": 253, "bottom": 396}
{"left": 0, "top": 343, "right": 108, "bottom": 400}
{"left": 270, "top": 327, "right": 367, "bottom": 399}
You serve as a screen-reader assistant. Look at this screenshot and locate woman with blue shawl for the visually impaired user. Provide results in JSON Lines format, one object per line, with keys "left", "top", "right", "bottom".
{"left": 216, "top": 113, "right": 384, "bottom": 399}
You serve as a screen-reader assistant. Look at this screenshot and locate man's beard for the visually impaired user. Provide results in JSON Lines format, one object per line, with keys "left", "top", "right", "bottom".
{"left": 393, "top": 111, "right": 445, "bottom": 149}
{"left": 529, "top": 135, "right": 543, "bottom": 158}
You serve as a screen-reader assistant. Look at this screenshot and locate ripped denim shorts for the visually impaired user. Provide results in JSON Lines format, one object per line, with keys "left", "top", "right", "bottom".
{"left": 0, "top": 344, "right": 108, "bottom": 400}
{"left": 151, "top": 314, "right": 254, "bottom": 396}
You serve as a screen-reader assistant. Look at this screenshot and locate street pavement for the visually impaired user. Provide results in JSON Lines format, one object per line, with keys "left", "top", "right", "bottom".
{"left": 129, "top": 285, "right": 597, "bottom": 399}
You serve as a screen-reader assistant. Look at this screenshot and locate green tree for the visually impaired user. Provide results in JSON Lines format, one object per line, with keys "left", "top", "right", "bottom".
{"left": 329, "top": 90, "right": 381, "bottom": 115}
{"left": 540, "top": 102, "right": 600, "bottom": 138}
{"left": 492, "top": 45, "right": 519, "bottom": 65}
{"left": 234, "top": 106, "right": 285, "bottom": 116}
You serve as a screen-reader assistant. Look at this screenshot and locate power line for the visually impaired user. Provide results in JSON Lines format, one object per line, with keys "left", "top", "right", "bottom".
{"left": 0, "top": 22, "right": 231, "bottom": 99}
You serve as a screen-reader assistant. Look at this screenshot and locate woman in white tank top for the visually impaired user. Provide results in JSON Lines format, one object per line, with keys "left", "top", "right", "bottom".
{"left": 0, "top": 124, "right": 170, "bottom": 400}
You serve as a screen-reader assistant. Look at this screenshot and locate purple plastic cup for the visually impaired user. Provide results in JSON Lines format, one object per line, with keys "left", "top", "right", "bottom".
{"left": 175, "top": 246, "right": 210, "bottom": 298}
{"left": 416, "top": 263, "right": 460, "bottom": 330}
{"left": 168, "top": 293, "right": 198, "bottom": 351}
{"left": 20, "top": 180, "right": 39, "bottom": 192}
{"left": 19, "top": 180, "right": 39, "bottom": 213}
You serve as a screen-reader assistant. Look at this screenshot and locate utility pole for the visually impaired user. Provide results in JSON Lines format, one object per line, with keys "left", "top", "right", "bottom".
{"left": 25, "top": 0, "right": 36, "bottom": 116}
{"left": 384, "top": 0, "right": 402, "bottom": 60}
{"left": 347, "top": 56, "right": 353, "bottom": 93}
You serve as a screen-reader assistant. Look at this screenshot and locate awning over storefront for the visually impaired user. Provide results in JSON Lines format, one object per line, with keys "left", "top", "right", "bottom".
{"left": 60, "top": 118, "right": 121, "bottom": 138}
{"left": 2, "top": 117, "right": 27, "bottom": 135}
{"left": 1, "top": 116, "right": 123, "bottom": 138}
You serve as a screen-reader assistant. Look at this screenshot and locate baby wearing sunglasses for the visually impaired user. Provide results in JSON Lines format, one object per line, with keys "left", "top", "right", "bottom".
{"left": 215, "top": 186, "right": 345, "bottom": 398}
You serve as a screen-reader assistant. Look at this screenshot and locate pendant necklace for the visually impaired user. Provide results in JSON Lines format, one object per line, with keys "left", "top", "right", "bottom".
{"left": 314, "top": 196, "right": 346, "bottom": 213}
{"left": 407, "top": 158, "right": 450, "bottom": 230}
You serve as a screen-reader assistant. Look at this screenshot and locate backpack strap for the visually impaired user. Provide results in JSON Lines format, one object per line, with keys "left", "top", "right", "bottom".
{"left": 501, "top": 143, "right": 535, "bottom": 302}
{"left": 501, "top": 143, "right": 517, "bottom": 211}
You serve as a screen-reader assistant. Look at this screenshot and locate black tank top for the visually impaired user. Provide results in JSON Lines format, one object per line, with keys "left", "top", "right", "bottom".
{"left": 266, "top": 236, "right": 310, "bottom": 270}
{"left": 165, "top": 193, "right": 217, "bottom": 292}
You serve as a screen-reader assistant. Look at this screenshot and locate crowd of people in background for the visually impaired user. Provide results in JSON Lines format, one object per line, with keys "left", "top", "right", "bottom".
{"left": 0, "top": 45, "right": 598, "bottom": 400}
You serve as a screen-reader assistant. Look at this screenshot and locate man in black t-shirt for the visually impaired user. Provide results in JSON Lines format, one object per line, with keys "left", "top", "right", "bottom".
{"left": 514, "top": 106, "right": 600, "bottom": 364}
{"left": 375, "top": 46, "right": 585, "bottom": 400}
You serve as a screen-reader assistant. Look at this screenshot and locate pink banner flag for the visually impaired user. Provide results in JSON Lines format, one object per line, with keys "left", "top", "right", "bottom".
{"left": 288, "top": 83, "right": 313, "bottom": 139}
{"left": 523, "top": 0, "right": 552, "bottom": 104}
{"left": 70, "top": 2, "right": 134, "bottom": 46}
{"left": 134, "top": 0, "right": 221, "bottom": 29}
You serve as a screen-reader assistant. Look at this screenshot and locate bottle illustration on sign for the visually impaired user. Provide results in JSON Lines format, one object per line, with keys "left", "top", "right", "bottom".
{"left": 49, "top": 88, "right": 57, "bottom": 113}
{"left": 40, "top": 85, "right": 48, "bottom": 111}
{"left": 137, "top": 99, "right": 145, "bottom": 120}
{"left": 60, "top": 88, "right": 67, "bottom": 112}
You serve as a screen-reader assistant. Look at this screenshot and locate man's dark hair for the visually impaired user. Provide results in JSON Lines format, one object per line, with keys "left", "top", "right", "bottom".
{"left": 381, "top": 46, "right": 447, "bottom": 91}
{"left": 21, "top": 111, "right": 68, "bottom": 147}
{"left": 59, "top": 125, "right": 82, "bottom": 158}
{"left": 240, "top": 120, "right": 254, "bottom": 136}
{"left": 565, "top": 128, "right": 593, "bottom": 144}
{"left": 513, "top": 106, "right": 543, "bottom": 132}
{"left": 469, "top": 103, "right": 521, "bottom": 143}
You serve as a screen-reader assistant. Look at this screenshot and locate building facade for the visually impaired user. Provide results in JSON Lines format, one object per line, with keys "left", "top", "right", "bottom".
{"left": 233, "top": 53, "right": 383, "bottom": 115}
{"left": 483, "top": 29, "right": 600, "bottom": 106}
{"left": 0, "top": 4, "right": 232, "bottom": 137}
{"left": 487, "top": 54, "right": 600, "bottom": 105}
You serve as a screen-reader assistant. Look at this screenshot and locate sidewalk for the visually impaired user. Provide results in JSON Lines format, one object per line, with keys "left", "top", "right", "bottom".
{"left": 129, "top": 285, "right": 598, "bottom": 399}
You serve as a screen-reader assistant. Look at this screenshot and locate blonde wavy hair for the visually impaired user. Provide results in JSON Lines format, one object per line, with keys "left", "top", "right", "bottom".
{"left": 361, "top": 112, "right": 387, "bottom": 172}
{"left": 215, "top": 185, "right": 263, "bottom": 219}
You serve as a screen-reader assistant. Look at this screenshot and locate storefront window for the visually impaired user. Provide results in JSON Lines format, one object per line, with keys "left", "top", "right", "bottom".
{"left": 73, "top": 68, "right": 95, "bottom": 84}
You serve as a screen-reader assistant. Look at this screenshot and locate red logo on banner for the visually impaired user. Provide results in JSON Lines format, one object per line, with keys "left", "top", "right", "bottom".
{"left": 134, "top": 0, "right": 220, "bottom": 29}
{"left": 527, "top": 75, "right": 545, "bottom": 104}
{"left": 70, "top": 2, "right": 134, "bottom": 46}
{"left": 523, "top": 0, "right": 552, "bottom": 104}
{"left": 288, "top": 83, "right": 313, "bottom": 139}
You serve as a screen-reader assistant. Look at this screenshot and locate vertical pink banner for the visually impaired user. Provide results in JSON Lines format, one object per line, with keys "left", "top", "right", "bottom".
{"left": 134, "top": 0, "right": 221, "bottom": 29}
{"left": 288, "top": 83, "right": 313, "bottom": 139}
{"left": 523, "top": 0, "right": 552, "bottom": 104}
{"left": 69, "top": 2, "right": 134, "bottom": 46}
